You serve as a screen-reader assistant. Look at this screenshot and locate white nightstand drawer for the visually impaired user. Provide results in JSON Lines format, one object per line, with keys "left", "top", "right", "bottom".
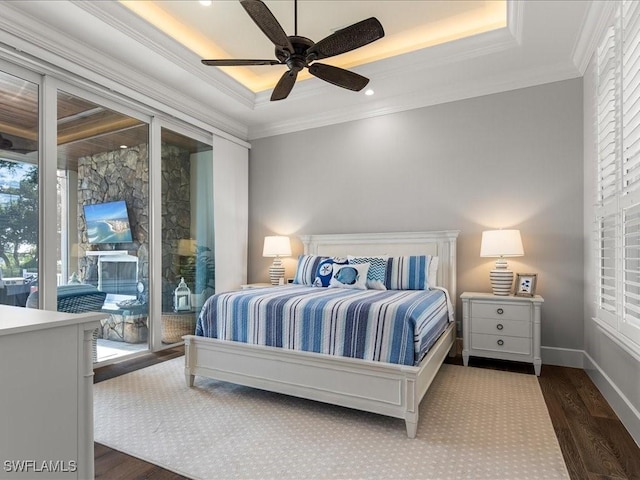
{"left": 470, "top": 333, "right": 531, "bottom": 355}
{"left": 461, "top": 292, "right": 543, "bottom": 375}
{"left": 470, "top": 317, "right": 531, "bottom": 338}
{"left": 472, "top": 301, "right": 530, "bottom": 322}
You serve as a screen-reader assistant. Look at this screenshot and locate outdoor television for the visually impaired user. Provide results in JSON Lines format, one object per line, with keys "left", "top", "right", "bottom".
{"left": 83, "top": 200, "right": 133, "bottom": 244}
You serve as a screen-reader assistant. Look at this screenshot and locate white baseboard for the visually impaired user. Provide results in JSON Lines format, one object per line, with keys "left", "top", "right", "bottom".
{"left": 457, "top": 341, "right": 584, "bottom": 369}
{"left": 541, "top": 346, "right": 585, "bottom": 369}
{"left": 584, "top": 352, "right": 640, "bottom": 447}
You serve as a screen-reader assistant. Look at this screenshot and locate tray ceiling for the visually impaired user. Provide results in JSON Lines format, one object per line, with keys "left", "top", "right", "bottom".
{"left": 121, "top": 0, "right": 507, "bottom": 93}
{"left": 0, "top": 1, "right": 608, "bottom": 140}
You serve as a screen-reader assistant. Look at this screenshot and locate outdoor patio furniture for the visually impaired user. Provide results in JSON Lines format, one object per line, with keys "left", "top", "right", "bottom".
{"left": 26, "top": 284, "right": 107, "bottom": 361}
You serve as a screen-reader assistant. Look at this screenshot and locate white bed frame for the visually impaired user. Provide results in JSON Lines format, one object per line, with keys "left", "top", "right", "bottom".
{"left": 184, "top": 230, "right": 459, "bottom": 437}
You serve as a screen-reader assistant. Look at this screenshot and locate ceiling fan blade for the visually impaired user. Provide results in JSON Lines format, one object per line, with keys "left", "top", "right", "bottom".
{"left": 202, "top": 59, "right": 281, "bottom": 66}
{"left": 308, "top": 63, "right": 369, "bottom": 91}
{"left": 271, "top": 70, "right": 298, "bottom": 101}
{"left": 0, "top": 135, "right": 12, "bottom": 150}
{"left": 240, "top": 0, "right": 293, "bottom": 54}
{"left": 308, "top": 17, "right": 384, "bottom": 61}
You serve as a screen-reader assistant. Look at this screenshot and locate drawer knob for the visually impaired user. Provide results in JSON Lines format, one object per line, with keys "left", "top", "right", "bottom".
{"left": 497, "top": 339, "right": 504, "bottom": 346}
{"left": 496, "top": 323, "right": 504, "bottom": 330}
{"left": 497, "top": 308, "right": 504, "bottom": 315}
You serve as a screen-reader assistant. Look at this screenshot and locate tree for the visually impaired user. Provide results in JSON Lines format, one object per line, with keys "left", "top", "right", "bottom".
{"left": 0, "top": 160, "right": 38, "bottom": 274}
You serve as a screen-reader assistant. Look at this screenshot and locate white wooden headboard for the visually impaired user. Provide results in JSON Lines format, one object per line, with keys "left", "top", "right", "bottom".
{"left": 299, "top": 231, "right": 459, "bottom": 303}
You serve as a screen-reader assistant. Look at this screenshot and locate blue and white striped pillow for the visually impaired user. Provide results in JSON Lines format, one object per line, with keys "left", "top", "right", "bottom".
{"left": 293, "top": 255, "right": 328, "bottom": 285}
{"left": 385, "top": 255, "right": 438, "bottom": 290}
{"left": 348, "top": 255, "right": 388, "bottom": 290}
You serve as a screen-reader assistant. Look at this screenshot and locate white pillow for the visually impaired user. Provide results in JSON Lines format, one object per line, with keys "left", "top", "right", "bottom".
{"left": 428, "top": 256, "right": 439, "bottom": 289}
{"left": 329, "top": 263, "right": 370, "bottom": 290}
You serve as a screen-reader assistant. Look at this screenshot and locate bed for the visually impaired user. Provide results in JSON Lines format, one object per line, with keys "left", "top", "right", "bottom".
{"left": 184, "top": 230, "right": 459, "bottom": 437}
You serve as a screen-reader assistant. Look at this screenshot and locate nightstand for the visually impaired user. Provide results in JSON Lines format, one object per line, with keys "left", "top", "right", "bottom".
{"left": 460, "top": 292, "right": 544, "bottom": 375}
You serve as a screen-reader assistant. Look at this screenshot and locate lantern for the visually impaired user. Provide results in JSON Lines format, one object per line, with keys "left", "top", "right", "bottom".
{"left": 174, "top": 277, "right": 192, "bottom": 312}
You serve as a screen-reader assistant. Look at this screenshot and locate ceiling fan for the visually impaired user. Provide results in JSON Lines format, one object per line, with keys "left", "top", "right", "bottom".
{"left": 201, "top": 0, "right": 385, "bottom": 101}
{"left": 0, "top": 134, "right": 35, "bottom": 154}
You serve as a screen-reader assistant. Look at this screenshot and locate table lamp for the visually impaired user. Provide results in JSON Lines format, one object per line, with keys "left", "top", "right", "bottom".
{"left": 480, "top": 229, "right": 524, "bottom": 296}
{"left": 263, "top": 235, "right": 291, "bottom": 285}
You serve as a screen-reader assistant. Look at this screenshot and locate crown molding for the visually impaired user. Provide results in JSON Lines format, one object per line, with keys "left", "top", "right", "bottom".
{"left": 0, "top": 32, "right": 249, "bottom": 144}
{"left": 249, "top": 7, "right": 532, "bottom": 139}
{"left": 248, "top": 61, "right": 581, "bottom": 140}
{"left": 253, "top": 24, "right": 518, "bottom": 109}
{"left": 74, "top": 1, "right": 256, "bottom": 110}
{"left": 572, "top": 1, "right": 618, "bottom": 75}
{"left": 0, "top": 2, "right": 250, "bottom": 140}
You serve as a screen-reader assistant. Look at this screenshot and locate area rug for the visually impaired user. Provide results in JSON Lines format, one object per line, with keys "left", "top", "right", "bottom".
{"left": 94, "top": 357, "right": 569, "bottom": 480}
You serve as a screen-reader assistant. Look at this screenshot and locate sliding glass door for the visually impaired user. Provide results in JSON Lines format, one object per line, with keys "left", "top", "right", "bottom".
{"left": 0, "top": 59, "right": 224, "bottom": 363}
{"left": 159, "top": 126, "right": 214, "bottom": 345}
{"left": 56, "top": 89, "right": 150, "bottom": 363}
{"left": 0, "top": 71, "right": 39, "bottom": 308}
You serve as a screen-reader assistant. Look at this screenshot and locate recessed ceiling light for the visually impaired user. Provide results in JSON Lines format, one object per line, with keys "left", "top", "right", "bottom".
{"left": 199, "top": 0, "right": 212, "bottom": 6}
{"left": 365, "top": 89, "right": 374, "bottom": 96}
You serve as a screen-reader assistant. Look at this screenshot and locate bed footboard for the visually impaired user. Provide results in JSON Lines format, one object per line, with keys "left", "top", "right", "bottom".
{"left": 183, "top": 322, "right": 455, "bottom": 438}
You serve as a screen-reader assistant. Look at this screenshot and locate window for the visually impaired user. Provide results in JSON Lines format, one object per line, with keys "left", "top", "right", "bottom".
{"left": 595, "top": 0, "right": 640, "bottom": 348}
{"left": 0, "top": 71, "right": 39, "bottom": 308}
{"left": 56, "top": 89, "right": 150, "bottom": 363}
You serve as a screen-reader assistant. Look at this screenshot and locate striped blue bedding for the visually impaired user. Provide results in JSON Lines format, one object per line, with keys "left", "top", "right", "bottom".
{"left": 196, "top": 285, "right": 452, "bottom": 366}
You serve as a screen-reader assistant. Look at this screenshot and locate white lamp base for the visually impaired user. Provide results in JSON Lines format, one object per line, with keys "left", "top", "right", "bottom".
{"left": 489, "top": 258, "right": 513, "bottom": 296}
{"left": 269, "top": 257, "right": 284, "bottom": 286}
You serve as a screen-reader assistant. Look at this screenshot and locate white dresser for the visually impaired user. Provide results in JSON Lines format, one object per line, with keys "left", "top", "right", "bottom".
{"left": 0, "top": 305, "right": 104, "bottom": 479}
{"left": 460, "top": 292, "right": 544, "bottom": 375}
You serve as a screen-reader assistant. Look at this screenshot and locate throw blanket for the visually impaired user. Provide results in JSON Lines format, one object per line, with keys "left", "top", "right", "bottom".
{"left": 196, "top": 285, "right": 451, "bottom": 366}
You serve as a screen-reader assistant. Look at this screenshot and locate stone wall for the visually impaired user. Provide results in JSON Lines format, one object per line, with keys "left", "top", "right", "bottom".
{"left": 160, "top": 144, "right": 192, "bottom": 311}
{"left": 77, "top": 143, "right": 192, "bottom": 311}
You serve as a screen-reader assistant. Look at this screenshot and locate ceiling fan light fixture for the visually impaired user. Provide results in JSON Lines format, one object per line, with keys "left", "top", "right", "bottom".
{"left": 201, "top": 0, "right": 385, "bottom": 101}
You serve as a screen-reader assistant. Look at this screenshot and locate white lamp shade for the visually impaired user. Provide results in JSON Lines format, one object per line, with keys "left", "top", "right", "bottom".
{"left": 177, "top": 239, "right": 196, "bottom": 256}
{"left": 480, "top": 230, "right": 524, "bottom": 258}
{"left": 263, "top": 235, "right": 291, "bottom": 257}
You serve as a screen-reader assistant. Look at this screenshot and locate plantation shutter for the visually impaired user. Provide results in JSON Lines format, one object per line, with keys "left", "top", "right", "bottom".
{"left": 598, "top": 24, "right": 618, "bottom": 206}
{"left": 596, "top": 0, "right": 640, "bottom": 346}
{"left": 596, "top": 19, "right": 619, "bottom": 327}
{"left": 622, "top": 0, "right": 640, "bottom": 341}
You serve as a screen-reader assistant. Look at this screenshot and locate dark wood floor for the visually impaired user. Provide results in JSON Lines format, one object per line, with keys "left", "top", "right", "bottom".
{"left": 94, "top": 350, "right": 640, "bottom": 480}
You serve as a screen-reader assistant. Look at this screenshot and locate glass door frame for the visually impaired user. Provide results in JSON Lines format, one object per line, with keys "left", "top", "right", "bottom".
{"left": 0, "top": 59, "right": 49, "bottom": 309}
{"left": 54, "top": 81, "right": 153, "bottom": 364}
{"left": 150, "top": 117, "right": 213, "bottom": 352}
{"left": 0, "top": 57, "right": 220, "bottom": 357}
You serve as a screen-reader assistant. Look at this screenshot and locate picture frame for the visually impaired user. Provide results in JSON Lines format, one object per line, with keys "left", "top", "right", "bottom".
{"left": 515, "top": 273, "right": 537, "bottom": 297}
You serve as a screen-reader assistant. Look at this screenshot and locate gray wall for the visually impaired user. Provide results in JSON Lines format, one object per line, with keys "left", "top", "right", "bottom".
{"left": 249, "top": 78, "right": 583, "bottom": 351}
